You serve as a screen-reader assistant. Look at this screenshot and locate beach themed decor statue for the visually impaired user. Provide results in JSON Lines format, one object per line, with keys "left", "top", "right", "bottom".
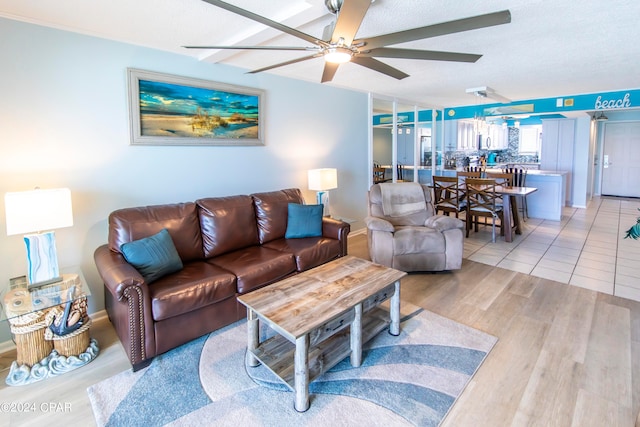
{"left": 49, "top": 286, "right": 83, "bottom": 336}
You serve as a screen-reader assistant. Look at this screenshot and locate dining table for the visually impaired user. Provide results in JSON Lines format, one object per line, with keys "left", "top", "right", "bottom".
{"left": 493, "top": 185, "right": 538, "bottom": 242}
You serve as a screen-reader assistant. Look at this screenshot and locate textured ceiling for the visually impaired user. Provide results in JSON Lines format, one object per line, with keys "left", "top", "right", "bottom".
{"left": 2, "top": 0, "right": 639, "bottom": 108}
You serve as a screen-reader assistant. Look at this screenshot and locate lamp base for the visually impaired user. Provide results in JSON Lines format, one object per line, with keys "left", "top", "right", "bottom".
{"left": 23, "top": 231, "right": 62, "bottom": 287}
{"left": 315, "top": 191, "right": 331, "bottom": 217}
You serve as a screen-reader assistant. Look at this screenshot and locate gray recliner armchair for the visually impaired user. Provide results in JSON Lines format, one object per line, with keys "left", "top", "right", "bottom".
{"left": 365, "top": 182, "right": 464, "bottom": 272}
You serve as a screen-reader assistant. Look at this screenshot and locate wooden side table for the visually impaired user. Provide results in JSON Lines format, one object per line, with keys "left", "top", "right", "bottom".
{"left": 1, "top": 269, "right": 99, "bottom": 386}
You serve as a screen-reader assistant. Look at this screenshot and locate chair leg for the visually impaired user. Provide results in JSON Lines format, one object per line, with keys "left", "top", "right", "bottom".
{"left": 491, "top": 217, "right": 496, "bottom": 243}
{"left": 466, "top": 214, "right": 471, "bottom": 237}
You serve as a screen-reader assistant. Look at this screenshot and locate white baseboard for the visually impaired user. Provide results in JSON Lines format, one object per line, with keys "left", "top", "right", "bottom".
{"left": 0, "top": 309, "right": 109, "bottom": 354}
{"left": 0, "top": 339, "right": 15, "bottom": 354}
{"left": 349, "top": 227, "right": 366, "bottom": 236}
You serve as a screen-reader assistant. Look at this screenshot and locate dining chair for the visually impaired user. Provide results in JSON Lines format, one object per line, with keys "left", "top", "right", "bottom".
{"left": 503, "top": 167, "right": 528, "bottom": 220}
{"left": 464, "top": 165, "right": 485, "bottom": 176}
{"left": 396, "top": 164, "right": 405, "bottom": 182}
{"left": 465, "top": 178, "right": 504, "bottom": 242}
{"left": 489, "top": 172, "right": 513, "bottom": 186}
{"left": 373, "top": 166, "right": 387, "bottom": 184}
{"left": 457, "top": 170, "right": 482, "bottom": 181}
{"left": 432, "top": 175, "right": 466, "bottom": 219}
{"left": 488, "top": 172, "right": 513, "bottom": 208}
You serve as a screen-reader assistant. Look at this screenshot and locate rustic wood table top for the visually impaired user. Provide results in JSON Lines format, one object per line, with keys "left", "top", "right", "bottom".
{"left": 237, "top": 255, "right": 406, "bottom": 340}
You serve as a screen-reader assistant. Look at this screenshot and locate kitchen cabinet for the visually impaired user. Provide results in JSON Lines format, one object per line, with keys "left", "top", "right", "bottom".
{"left": 480, "top": 124, "right": 508, "bottom": 150}
{"left": 541, "top": 118, "right": 574, "bottom": 205}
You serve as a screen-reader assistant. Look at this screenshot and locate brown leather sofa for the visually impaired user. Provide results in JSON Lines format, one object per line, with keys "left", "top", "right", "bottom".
{"left": 94, "top": 188, "right": 350, "bottom": 370}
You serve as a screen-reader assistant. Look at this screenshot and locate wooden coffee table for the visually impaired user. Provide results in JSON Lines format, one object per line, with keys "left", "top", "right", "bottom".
{"left": 237, "top": 255, "right": 406, "bottom": 412}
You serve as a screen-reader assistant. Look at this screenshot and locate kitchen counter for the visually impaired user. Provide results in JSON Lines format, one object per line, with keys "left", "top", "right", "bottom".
{"left": 487, "top": 169, "right": 568, "bottom": 221}
{"left": 523, "top": 171, "right": 568, "bottom": 221}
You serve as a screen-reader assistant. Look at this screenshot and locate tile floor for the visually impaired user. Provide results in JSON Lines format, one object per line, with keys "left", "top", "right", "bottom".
{"left": 463, "top": 196, "right": 640, "bottom": 301}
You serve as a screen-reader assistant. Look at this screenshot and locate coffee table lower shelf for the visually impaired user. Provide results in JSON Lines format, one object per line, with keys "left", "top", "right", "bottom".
{"left": 249, "top": 307, "right": 390, "bottom": 391}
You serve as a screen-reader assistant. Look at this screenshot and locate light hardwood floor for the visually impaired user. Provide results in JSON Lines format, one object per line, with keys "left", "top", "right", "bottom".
{"left": 1, "top": 233, "right": 639, "bottom": 426}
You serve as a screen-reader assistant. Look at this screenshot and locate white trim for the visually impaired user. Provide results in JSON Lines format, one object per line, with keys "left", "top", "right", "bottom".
{"left": 0, "top": 339, "right": 16, "bottom": 353}
{"left": 349, "top": 227, "right": 366, "bottom": 237}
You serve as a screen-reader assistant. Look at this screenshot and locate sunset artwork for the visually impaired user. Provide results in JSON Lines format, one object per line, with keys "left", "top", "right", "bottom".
{"left": 130, "top": 71, "right": 263, "bottom": 145}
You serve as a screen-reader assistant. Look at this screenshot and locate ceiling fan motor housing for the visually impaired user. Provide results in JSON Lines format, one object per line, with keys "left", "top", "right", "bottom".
{"left": 325, "top": 0, "right": 343, "bottom": 15}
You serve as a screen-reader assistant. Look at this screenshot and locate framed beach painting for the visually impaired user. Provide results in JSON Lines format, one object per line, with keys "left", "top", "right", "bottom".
{"left": 127, "top": 68, "right": 264, "bottom": 146}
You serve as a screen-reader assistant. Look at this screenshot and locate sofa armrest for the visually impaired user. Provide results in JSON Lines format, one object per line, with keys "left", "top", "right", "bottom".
{"left": 322, "top": 217, "right": 351, "bottom": 256}
{"left": 424, "top": 215, "right": 464, "bottom": 232}
{"left": 94, "top": 244, "right": 147, "bottom": 300}
{"left": 364, "top": 216, "right": 395, "bottom": 233}
{"left": 94, "top": 244, "right": 155, "bottom": 369}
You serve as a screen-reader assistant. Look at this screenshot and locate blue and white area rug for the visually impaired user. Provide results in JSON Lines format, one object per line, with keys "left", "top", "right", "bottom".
{"left": 87, "top": 309, "right": 496, "bottom": 427}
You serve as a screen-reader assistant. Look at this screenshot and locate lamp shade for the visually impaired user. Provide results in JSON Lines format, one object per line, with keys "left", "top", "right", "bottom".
{"left": 308, "top": 168, "right": 338, "bottom": 191}
{"left": 5, "top": 188, "right": 73, "bottom": 236}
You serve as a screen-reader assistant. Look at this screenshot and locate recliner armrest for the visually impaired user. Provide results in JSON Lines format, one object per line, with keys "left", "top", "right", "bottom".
{"left": 425, "top": 215, "right": 464, "bottom": 232}
{"left": 364, "top": 216, "right": 395, "bottom": 233}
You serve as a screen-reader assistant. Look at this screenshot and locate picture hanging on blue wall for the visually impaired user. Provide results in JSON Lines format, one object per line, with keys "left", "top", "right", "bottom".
{"left": 127, "top": 68, "right": 264, "bottom": 146}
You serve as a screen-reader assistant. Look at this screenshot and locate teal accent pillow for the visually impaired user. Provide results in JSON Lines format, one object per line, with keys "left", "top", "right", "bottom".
{"left": 285, "top": 203, "right": 323, "bottom": 239}
{"left": 120, "top": 229, "right": 183, "bottom": 283}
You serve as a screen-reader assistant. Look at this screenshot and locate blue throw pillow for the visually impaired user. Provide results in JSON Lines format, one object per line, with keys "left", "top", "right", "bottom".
{"left": 120, "top": 229, "right": 183, "bottom": 283}
{"left": 285, "top": 203, "right": 323, "bottom": 239}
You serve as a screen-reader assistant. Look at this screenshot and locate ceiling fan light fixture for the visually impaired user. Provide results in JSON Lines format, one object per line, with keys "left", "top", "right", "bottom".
{"left": 324, "top": 46, "right": 352, "bottom": 64}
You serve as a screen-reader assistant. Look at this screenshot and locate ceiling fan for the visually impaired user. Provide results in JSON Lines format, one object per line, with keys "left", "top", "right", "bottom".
{"left": 185, "top": 0, "right": 511, "bottom": 83}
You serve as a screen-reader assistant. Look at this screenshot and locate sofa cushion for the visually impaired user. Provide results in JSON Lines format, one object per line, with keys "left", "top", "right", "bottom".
{"left": 120, "top": 229, "right": 184, "bottom": 283}
{"left": 393, "top": 226, "right": 445, "bottom": 254}
{"left": 109, "top": 202, "right": 203, "bottom": 262}
{"left": 197, "top": 195, "right": 259, "bottom": 258}
{"left": 368, "top": 183, "right": 433, "bottom": 227}
{"left": 264, "top": 237, "right": 340, "bottom": 272}
{"left": 285, "top": 203, "right": 323, "bottom": 238}
{"left": 208, "top": 246, "right": 296, "bottom": 294}
{"left": 149, "top": 262, "right": 236, "bottom": 321}
{"left": 252, "top": 188, "right": 305, "bottom": 244}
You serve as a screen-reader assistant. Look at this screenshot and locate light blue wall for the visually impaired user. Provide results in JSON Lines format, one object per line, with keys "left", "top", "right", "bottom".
{"left": 0, "top": 18, "right": 369, "bottom": 343}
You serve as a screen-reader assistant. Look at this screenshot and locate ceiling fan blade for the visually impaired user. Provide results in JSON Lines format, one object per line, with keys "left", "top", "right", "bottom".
{"left": 331, "top": 0, "right": 371, "bottom": 45}
{"left": 321, "top": 62, "right": 340, "bottom": 83}
{"left": 247, "top": 53, "right": 322, "bottom": 74}
{"left": 356, "top": 10, "right": 511, "bottom": 50}
{"left": 201, "top": 0, "right": 325, "bottom": 47}
{"left": 362, "top": 47, "right": 482, "bottom": 63}
{"left": 183, "top": 45, "right": 318, "bottom": 51}
{"left": 350, "top": 56, "right": 409, "bottom": 80}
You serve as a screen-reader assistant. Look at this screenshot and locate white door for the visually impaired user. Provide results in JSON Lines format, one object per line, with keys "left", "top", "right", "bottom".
{"left": 601, "top": 122, "right": 640, "bottom": 197}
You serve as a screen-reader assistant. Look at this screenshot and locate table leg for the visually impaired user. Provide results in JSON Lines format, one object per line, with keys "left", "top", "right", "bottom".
{"left": 246, "top": 309, "right": 260, "bottom": 367}
{"left": 502, "top": 194, "right": 514, "bottom": 242}
{"left": 350, "top": 303, "right": 362, "bottom": 367}
{"left": 390, "top": 280, "right": 401, "bottom": 336}
{"left": 294, "top": 334, "right": 310, "bottom": 412}
{"left": 511, "top": 195, "right": 522, "bottom": 235}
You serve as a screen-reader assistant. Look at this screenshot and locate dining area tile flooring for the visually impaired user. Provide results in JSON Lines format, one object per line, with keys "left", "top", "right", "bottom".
{"left": 463, "top": 196, "right": 640, "bottom": 300}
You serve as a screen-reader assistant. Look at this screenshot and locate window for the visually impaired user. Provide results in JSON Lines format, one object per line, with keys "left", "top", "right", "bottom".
{"left": 519, "top": 125, "right": 541, "bottom": 153}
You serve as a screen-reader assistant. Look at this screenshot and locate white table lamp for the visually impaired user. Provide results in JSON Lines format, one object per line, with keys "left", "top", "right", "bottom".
{"left": 308, "top": 168, "right": 338, "bottom": 216}
{"left": 5, "top": 188, "right": 73, "bottom": 287}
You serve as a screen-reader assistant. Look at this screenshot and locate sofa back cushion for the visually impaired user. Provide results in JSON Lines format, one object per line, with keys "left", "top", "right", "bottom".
{"left": 197, "top": 195, "right": 259, "bottom": 258}
{"left": 108, "top": 202, "right": 203, "bottom": 262}
{"left": 252, "top": 188, "right": 305, "bottom": 244}
{"left": 368, "top": 183, "right": 434, "bottom": 227}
